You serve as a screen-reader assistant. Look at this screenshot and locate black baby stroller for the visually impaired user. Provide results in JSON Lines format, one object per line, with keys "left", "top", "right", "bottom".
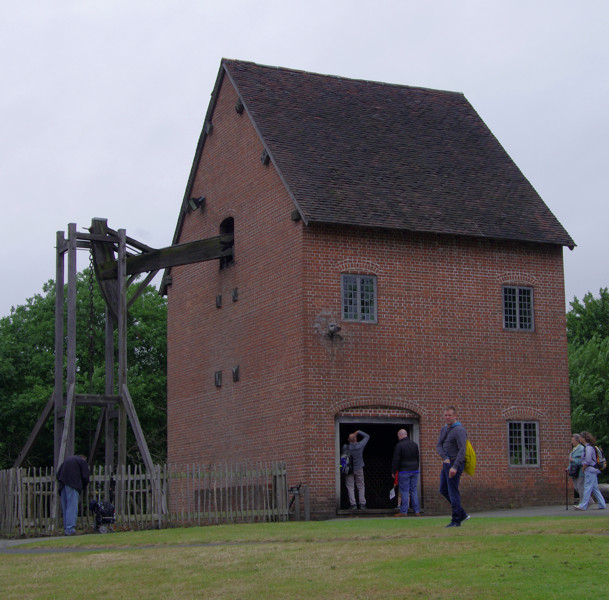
{"left": 89, "top": 499, "right": 116, "bottom": 533}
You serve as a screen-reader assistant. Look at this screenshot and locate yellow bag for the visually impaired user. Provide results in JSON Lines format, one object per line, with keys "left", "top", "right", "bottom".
{"left": 464, "top": 439, "right": 476, "bottom": 476}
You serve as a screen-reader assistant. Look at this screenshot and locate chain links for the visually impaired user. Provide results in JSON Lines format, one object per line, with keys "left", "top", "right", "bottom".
{"left": 88, "top": 249, "right": 96, "bottom": 392}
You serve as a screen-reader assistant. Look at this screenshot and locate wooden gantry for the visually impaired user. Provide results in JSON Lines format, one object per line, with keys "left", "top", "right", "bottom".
{"left": 14, "top": 218, "right": 233, "bottom": 488}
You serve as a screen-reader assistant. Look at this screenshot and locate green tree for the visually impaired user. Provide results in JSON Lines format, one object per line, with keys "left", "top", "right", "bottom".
{"left": 567, "top": 288, "right": 609, "bottom": 480}
{"left": 569, "top": 336, "right": 609, "bottom": 452}
{"left": 566, "top": 288, "right": 609, "bottom": 345}
{"left": 0, "top": 271, "right": 167, "bottom": 469}
{"left": 0, "top": 281, "right": 56, "bottom": 468}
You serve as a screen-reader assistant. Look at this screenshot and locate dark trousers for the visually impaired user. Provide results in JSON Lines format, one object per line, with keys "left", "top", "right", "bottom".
{"left": 439, "top": 462, "right": 467, "bottom": 523}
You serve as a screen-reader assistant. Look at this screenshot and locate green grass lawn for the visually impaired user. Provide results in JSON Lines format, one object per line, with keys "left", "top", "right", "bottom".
{"left": 2, "top": 516, "right": 607, "bottom": 599}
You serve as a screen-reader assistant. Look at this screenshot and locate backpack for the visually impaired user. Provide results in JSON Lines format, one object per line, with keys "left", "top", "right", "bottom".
{"left": 464, "top": 439, "right": 476, "bottom": 476}
{"left": 594, "top": 446, "right": 607, "bottom": 471}
{"left": 340, "top": 445, "right": 353, "bottom": 476}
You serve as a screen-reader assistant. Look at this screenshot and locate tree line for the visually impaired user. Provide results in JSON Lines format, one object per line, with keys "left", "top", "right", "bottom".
{"left": 0, "top": 271, "right": 166, "bottom": 469}
{"left": 567, "top": 288, "right": 609, "bottom": 474}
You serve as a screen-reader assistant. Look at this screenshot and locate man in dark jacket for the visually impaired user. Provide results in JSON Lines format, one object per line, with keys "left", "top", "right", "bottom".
{"left": 436, "top": 406, "right": 469, "bottom": 527}
{"left": 56, "top": 455, "right": 90, "bottom": 535}
{"left": 391, "top": 429, "right": 421, "bottom": 516}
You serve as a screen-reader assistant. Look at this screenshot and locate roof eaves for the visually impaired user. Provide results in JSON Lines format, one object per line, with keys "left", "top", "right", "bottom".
{"left": 304, "top": 215, "right": 576, "bottom": 248}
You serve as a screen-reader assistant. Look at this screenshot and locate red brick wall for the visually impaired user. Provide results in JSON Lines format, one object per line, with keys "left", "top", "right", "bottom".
{"left": 167, "top": 74, "right": 308, "bottom": 472}
{"left": 300, "top": 224, "right": 570, "bottom": 514}
{"left": 167, "top": 75, "right": 571, "bottom": 517}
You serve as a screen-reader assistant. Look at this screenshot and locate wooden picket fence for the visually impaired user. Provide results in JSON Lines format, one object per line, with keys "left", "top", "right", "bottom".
{"left": 0, "top": 461, "right": 289, "bottom": 537}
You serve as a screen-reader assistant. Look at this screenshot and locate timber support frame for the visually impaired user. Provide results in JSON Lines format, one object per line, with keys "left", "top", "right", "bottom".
{"left": 15, "top": 219, "right": 233, "bottom": 487}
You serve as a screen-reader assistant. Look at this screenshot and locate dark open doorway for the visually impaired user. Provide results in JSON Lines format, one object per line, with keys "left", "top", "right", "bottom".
{"left": 336, "top": 419, "right": 420, "bottom": 512}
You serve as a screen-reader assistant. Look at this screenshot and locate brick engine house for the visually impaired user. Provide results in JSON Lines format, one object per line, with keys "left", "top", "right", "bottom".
{"left": 162, "top": 59, "right": 575, "bottom": 517}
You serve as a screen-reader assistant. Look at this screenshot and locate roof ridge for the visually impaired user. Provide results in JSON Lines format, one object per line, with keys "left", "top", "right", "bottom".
{"left": 221, "top": 58, "right": 465, "bottom": 97}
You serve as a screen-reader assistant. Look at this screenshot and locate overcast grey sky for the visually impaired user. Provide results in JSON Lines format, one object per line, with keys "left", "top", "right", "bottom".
{"left": 1, "top": 1, "right": 607, "bottom": 317}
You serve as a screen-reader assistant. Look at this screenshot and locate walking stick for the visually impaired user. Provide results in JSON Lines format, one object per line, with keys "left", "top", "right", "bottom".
{"left": 565, "top": 470, "right": 569, "bottom": 510}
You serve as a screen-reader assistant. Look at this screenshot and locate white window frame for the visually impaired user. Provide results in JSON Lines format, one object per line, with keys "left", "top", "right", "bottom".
{"left": 508, "top": 421, "right": 539, "bottom": 467}
{"left": 341, "top": 274, "right": 377, "bottom": 323}
{"left": 503, "top": 285, "right": 534, "bottom": 331}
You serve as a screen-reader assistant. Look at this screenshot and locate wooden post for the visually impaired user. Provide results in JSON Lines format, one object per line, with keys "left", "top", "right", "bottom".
{"left": 65, "top": 223, "right": 77, "bottom": 458}
{"left": 117, "top": 229, "right": 128, "bottom": 468}
{"left": 54, "top": 231, "right": 66, "bottom": 469}
{"left": 116, "top": 229, "right": 128, "bottom": 514}
{"left": 303, "top": 484, "right": 310, "bottom": 521}
{"left": 57, "top": 384, "right": 75, "bottom": 468}
{"left": 104, "top": 306, "right": 115, "bottom": 502}
{"left": 294, "top": 489, "right": 301, "bottom": 521}
{"left": 53, "top": 229, "right": 67, "bottom": 530}
{"left": 121, "top": 385, "right": 156, "bottom": 474}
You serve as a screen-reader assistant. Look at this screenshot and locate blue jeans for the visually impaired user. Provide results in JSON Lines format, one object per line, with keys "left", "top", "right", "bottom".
{"left": 578, "top": 469, "right": 606, "bottom": 509}
{"left": 398, "top": 471, "right": 420, "bottom": 514}
{"left": 439, "top": 462, "right": 467, "bottom": 523}
{"left": 60, "top": 485, "right": 80, "bottom": 534}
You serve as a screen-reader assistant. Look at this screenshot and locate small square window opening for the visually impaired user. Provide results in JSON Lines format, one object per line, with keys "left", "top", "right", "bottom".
{"left": 503, "top": 286, "right": 533, "bottom": 330}
{"left": 341, "top": 274, "right": 377, "bottom": 323}
{"left": 508, "top": 421, "right": 539, "bottom": 466}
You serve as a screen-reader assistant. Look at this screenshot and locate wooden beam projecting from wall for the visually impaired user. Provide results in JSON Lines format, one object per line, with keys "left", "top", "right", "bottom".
{"left": 94, "top": 234, "right": 234, "bottom": 281}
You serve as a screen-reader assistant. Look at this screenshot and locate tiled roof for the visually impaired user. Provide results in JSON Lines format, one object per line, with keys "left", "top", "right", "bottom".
{"left": 222, "top": 59, "right": 574, "bottom": 248}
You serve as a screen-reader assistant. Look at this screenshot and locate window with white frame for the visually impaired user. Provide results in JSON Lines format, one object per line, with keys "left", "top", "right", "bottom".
{"left": 508, "top": 421, "right": 539, "bottom": 466}
{"left": 503, "top": 285, "right": 534, "bottom": 330}
{"left": 341, "top": 274, "right": 377, "bottom": 322}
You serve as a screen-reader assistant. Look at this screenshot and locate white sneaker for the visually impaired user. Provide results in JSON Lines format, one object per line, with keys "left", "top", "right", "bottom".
{"left": 573, "top": 504, "right": 586, "bottom": 511}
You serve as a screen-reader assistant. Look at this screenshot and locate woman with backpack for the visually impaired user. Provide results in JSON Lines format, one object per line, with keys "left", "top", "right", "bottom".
{"left": 567, "top": 434, "right": 585, "bottom": 502}
{"left": 573, "top": 431, "right": 607, "bottom": 511}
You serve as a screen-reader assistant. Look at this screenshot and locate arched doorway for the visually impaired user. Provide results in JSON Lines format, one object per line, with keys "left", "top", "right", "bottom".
{"left": 335, "top": 416, "right": 421, "bottom": 513}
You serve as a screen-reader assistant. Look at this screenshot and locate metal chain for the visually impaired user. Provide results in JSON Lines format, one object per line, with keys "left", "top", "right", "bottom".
{"left": 88, "top": 249, "right": 96, "bottom": 393}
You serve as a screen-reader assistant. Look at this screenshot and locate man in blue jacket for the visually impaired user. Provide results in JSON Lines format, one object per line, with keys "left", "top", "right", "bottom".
{"left": 436, "top": 407, "right": 469, "bottom": 527}
{"left": 56, "top": 455, "right": 90, "bottom": 536}
{"left": 344, "top": 430, "right": 370, "bottom": 510}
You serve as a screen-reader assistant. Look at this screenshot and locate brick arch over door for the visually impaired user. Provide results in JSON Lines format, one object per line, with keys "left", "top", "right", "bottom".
{"left": 330, "top": 397, "right": 427, "bottom": 418}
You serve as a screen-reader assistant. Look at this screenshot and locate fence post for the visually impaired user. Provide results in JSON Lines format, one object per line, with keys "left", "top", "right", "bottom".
{"left": 17, "top": 468, "right": 25, "bottom": 536}
{"left": 303, "top": 484, "right": 310, "bottom": 521}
